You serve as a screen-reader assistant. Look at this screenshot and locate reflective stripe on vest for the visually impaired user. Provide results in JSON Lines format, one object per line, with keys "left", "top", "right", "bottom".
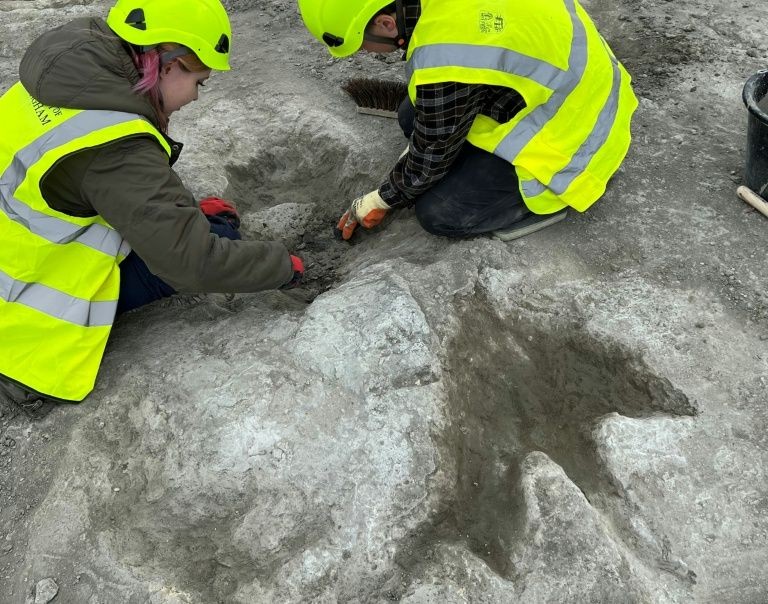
{"left": 406, "top": 44, "right": 567, "bottom": 90}
{"left": 405, "top": 0, "right": 637, "bottom": 213}
{"left": 519, "top": 36, "right": 621, "bottom": 199}
{"left": 0, "top": 82, "right": 170, "bottom": 401}
{"left": 0, "top": 109, "right": 140, "bottom": 258}
{"left": 0, "top": 267, "right": 115, "bottom": 327}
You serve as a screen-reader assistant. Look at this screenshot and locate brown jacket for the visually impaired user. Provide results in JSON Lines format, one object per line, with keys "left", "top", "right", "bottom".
{"left": 18, "top": 17, "right": 292, "bottom": 293}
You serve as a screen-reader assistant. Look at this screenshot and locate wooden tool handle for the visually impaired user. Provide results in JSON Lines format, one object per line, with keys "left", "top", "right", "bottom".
{"left": 736, "top": 185, "right": 768, "bottom": 219}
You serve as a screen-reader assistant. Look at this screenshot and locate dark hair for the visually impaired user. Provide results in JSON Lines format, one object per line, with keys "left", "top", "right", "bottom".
{"left": 377, "top": 2, "right": 396, "bottom": 14}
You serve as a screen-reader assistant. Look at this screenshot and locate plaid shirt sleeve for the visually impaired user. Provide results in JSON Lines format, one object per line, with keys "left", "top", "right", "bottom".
{"left": 378, "top": 82, "right": 483, "bottom": 208}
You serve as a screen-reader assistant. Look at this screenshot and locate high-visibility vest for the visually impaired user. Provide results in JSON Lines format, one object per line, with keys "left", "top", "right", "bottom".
{"left": 0, "top": 82, "right": 170, "bottom": 402}
{"left": 405, "top": 0, "right": 638, "bottom": 214}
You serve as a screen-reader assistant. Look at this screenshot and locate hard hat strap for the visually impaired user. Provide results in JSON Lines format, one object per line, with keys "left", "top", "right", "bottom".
{"left": 362, "top": 32, "right": 401, "bottom": 47}
{"left": 394, "top": 0, "right": 408, "bottom": 49}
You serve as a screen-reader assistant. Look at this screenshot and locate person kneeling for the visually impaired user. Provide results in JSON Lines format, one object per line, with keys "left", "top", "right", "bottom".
{"left": 0, "top": 0, "right": 304, "bottom": 417}
{"left": 298, "top": 0, "right": 638, "bottom": 241}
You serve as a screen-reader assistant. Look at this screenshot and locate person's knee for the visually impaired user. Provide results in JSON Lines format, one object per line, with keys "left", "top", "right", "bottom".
{"left": 117, "top": 253, "right": 176, "bottom": 314}
{"left": 415, "top": 201, "right": 468, "bottom": 238}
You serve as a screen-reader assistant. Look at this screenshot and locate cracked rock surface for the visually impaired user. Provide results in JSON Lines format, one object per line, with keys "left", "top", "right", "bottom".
{"left": 1, "top": 0, "right": 767, "bottom": 602}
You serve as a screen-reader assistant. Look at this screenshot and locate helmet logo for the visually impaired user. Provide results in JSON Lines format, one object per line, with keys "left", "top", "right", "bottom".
{"left": 125, "top": 8, "right": 147, "bottom": 31}
{"left": 322, "top": 33, "right": 344, "bottom": 48}
{"left": 215, "top": 34, "right": 229, "bottom": 54}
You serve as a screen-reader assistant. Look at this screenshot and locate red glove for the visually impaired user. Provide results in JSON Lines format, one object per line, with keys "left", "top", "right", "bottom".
{"left": 279, "top": 255, "right": 305, "bottom": 290}
{"left": 199, "top": 196, "right": 240, "bottom": 229}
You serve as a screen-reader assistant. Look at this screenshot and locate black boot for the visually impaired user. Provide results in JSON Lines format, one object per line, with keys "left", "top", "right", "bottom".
{"left": 0, "top": 378, "right": 56, "bottom": 420}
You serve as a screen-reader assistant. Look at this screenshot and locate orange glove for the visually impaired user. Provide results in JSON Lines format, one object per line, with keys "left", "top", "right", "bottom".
{"left": 336, "top": 190, "right": 391, "bottom": 240}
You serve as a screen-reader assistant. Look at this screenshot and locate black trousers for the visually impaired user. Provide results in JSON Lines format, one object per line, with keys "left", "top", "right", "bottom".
{"left": 117, "top": 215, "right": 240, "bottom": 315}
{"left": 397, "top": 97, "right": 530, "bottom": 238}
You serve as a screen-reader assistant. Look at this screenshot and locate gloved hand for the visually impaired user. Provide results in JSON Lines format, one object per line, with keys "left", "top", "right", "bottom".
{"left": 279, "top": 254, "right": 305, "bottom": 290}
{"left": 336, "top": 190, "right": 391, "bottom": 241}
{"left": 199, "top": 196, "right": 240, "bottom": 230}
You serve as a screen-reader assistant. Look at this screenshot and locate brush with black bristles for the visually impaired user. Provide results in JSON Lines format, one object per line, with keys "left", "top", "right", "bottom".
{"left": 341, "top": 78, "right": 408, "bottom": 118}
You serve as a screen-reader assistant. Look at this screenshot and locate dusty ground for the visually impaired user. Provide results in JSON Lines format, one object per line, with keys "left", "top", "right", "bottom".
{"left": 1, "top": 0, "right": 768, "bottom": 602}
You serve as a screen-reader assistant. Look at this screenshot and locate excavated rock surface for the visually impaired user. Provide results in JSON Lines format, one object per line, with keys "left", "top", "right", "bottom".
{"left": 1, "top": 0, "right": 767, "bottom": 602}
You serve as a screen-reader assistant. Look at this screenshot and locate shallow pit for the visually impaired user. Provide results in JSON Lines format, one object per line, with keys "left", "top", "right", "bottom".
{"left": 392, "top": 292, "right": 696, "bottom": 591}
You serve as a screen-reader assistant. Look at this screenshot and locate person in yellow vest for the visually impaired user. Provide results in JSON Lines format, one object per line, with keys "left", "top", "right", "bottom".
{"left": 0, "top": 0, "right": 305, "bottom": 417}
{"left": 298, "top": 0, "right": 638, "bottom": 241}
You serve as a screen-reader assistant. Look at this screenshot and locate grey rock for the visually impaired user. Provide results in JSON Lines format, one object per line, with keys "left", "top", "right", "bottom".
{"left": 32, "top": 578, "right": 58, "bottom": 604}
{"left": 1, "top": 0, "right": 768, "bottom": 603}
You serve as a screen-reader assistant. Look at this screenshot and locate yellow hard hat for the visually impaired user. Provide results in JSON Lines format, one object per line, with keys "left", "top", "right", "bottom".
{"left": 297, "top": 0, "right": 398, "bottom": 58}
{"left": 107, "top": 0, "right": 232, "bottom": 71}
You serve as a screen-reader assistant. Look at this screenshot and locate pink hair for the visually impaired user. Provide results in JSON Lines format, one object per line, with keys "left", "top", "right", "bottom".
{"left": 128, "top": 44, "right": 208, "bottom": 133}
{"left": 133, "top": 49, "right": 161, "bottom": 94}
{"left": 129, "top": 47, "right": 168, "bottom": 132}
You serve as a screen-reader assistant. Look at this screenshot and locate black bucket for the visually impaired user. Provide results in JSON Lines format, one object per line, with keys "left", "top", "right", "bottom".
{"left": 743, "top": 70, "right": 768, "bottom": 196}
